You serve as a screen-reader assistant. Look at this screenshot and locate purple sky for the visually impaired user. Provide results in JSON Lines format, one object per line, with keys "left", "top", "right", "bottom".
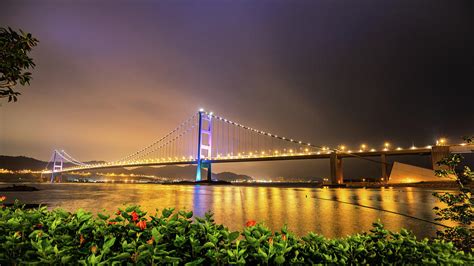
{"left": 1, "top": 0, "right": 473, "bottom": 178}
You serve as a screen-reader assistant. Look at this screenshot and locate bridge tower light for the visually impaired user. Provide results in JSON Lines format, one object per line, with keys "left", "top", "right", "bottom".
{"left": 50, "top": 150, "right": 63, "bottom": 183}
{"left": 196, "top": 110, "right": 213, "bottom": 182}
{"left": 436, "top": 138, "right": 447, "bottom": 146}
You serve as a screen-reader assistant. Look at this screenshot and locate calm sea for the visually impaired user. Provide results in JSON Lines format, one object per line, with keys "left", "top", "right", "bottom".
{"left": 1, "top": 183, "right": 454, "bottom": 238}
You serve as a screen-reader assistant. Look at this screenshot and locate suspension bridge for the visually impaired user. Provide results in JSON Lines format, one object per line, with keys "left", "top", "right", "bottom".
{"left": 42, "top": 110, "right": 473, "bottom": 184}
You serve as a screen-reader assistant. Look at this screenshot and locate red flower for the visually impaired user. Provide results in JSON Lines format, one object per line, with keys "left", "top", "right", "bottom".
{"left": 90, "top": 245, "right": 97, "bottom": 254}
{"left": 137, "top": 220, "right": 147, "bottom": 230}
{"left": 116, "top": 210, "right": 121, "bottom": 215}
{"left": 268, "top": 237, "right": 273, "bottom": 245}
{"left": 282, "top": 234, "right": 287, "bottom": 241}
{"left": 79, "top": 234, "right": 86, "bottom": 246}
{"left": 108, "top": 221, "right": 116, "bottom": 225}
{"left": 246, "top": 220, "right": 257, "bottom": 227}
{"left": 0, "top": 196, "right": 6, "bottom": 201}
{"left": 147, "top": 236, "right": 155, "bottom": 244}
{"left": 131, "top": 211, "right": 139, "bottom": 221}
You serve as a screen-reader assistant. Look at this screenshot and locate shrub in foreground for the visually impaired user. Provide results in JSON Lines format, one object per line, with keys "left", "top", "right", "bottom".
{"left": 432, "top": 136, "right": 473, "bottom": 252}
{"left": 0, "top": 201, "right": 472, "bottom": 265}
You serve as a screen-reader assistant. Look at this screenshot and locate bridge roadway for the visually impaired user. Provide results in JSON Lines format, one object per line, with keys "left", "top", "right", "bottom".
{"left": 49, "top": 144, "right": 474, "bottom": 184}
{"left": 53, "top": 147, "right": 432, "bottom": 173}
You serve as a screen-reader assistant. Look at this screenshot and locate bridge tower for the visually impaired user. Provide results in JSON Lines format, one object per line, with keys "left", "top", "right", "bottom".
{"left": 195, "top": 111, "right": 213, "bottom": 182}
{"left": 431, "top": 145, "right": 450, "bottom": 170}
{"left": 330, "top": 152, "right": 343, "bottom": 184}
{"left": 51, "top": 150, "right": 63, "bottom": 183}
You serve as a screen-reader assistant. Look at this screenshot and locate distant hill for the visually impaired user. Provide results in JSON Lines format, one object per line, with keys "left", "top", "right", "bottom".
{"left": 0, "top": 156, "right": 105, "bottom": 171}
{"left": 79, "top": 165, "right": 252, "bottom": 182}
{"left": 0, "top": 155, "right": 253, "bottom": 182}
{"left": 0, "top": 156, "right": 47, "bottom": 171}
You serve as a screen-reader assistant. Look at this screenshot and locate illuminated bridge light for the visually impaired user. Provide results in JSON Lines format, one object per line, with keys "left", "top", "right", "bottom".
{"left": 436, "top": 138, "right": 447, "bottom": 145}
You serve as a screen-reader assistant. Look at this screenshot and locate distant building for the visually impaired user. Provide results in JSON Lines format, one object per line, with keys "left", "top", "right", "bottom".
{"left": 388, "top": 162, "right": 454, "bottom": 183}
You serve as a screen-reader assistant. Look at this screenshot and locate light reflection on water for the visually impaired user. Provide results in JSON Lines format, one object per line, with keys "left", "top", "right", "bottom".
{"left": 2, "top": 183, "right": 454, "bottom": 238}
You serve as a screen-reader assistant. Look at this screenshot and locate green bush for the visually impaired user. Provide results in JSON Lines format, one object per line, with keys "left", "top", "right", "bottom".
{"left": 432, "top": 136, "right": 473, "bottom": 252}
{"left": 0, "top": 201, "right": 472, "bottom": 265}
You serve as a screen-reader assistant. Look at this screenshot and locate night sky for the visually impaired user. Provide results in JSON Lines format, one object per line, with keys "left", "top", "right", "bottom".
{"left": 1, "top": 1, "right": 473, "bottom": 178}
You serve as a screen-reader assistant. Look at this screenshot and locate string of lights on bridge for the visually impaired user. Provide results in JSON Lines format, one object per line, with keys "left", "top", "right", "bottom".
{"left": 44, "top": 110, "right": 458, "bottom": 173}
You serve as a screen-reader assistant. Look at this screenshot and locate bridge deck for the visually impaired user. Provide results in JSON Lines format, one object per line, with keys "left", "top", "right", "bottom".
{"left": 51, "top": 148, "right": 433, "bottom": 173}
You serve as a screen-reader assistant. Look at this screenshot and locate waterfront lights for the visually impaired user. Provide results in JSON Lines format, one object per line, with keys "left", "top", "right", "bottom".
{"left": 360, "top": 144, "right": 367, "bottom": 151}
{"left": 339, "top": 145, "right": 346, "bottom": 151}
{"left": 384, "top": 142, "right": 390, "bottom": 149}
{"left": 436, "top": 138, "right": 447, "bottom": 146}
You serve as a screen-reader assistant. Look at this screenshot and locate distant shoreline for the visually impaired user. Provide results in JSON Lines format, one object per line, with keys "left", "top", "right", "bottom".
{"left": 0, "top": 181, "right": 459, "bottom": 190}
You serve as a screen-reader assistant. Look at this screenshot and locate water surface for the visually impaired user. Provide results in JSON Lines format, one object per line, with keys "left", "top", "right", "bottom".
{"left": 2, "top": 183, "right": 453, "bottom": 238}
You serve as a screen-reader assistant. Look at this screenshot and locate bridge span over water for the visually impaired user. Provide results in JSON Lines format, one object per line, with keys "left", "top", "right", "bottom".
{"left": 43, "top": 111, "right": 473, "bottom": 184}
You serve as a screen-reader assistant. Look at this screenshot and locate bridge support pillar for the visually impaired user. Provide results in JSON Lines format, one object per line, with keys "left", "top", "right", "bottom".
{"left": 207, "top": 162, "right": 212, "bottom": 182}
{"left": 431, "top": 145, "right": 450, "bottom": 170}
{"left": 51, "top": 150, "right": 63, "bottom": 183}
{"left": 196, "top": 161, "right": 212, "bottom": 182}
{"left": 381, "top": 153, "right": 388, "bottom": 181}
{"left": 195, "top": 111, "right": 213, "bottom": 182}
{"left": 330, "top": 152, "right": 343, "bottom": 184}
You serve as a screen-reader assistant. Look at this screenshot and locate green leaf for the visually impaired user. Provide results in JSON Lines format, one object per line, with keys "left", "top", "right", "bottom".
{"left": 98, "top": 213, "right": 110, "bottom": 220}
{"left": 103, "top": 237, "right": 116, "bottom": 250}
{"left": 275, "top": 255, "right": 285, "bottom": 264}
{"left": 185, "top": 211, "right": 193, "bottom": 219}
{"left": 229, "top": 231, "right": 240, "bottom": 242}
{"left": 202, "top": 242, "right": 215, "bottom": 249}
{"left": 61, "top": 255, "right": 73, "bottom": 264}
{"left": 258, "top": 248, "right": 268, "bottom": 259}
{"left": 112, "top": 252, "right": 131, "bottom": 260}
